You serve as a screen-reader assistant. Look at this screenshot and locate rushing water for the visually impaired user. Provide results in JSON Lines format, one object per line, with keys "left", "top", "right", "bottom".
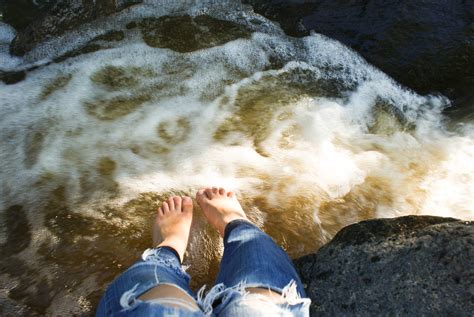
{"left": 0, "top": 1, "right": 473, "bottom": 315}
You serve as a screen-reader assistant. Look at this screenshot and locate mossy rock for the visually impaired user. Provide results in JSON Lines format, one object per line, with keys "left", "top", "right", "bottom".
{"left": 139, "top": 15, "right": 252, "bottom": 52}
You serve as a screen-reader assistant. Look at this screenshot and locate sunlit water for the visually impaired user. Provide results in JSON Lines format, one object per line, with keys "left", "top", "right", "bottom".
{"left": 0, "top": 1, "right": 473, "bottom": 315}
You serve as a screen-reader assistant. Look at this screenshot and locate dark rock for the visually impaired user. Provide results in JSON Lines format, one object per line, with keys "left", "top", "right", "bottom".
{"left": 94, "top": 30, "right": 125, "bottom": 42}
{"left": 245, "top": 0, "right": 474, "bottom": 110}
{"left": 0, "top": 205, "right": 32, "bottom": 257}
{"left": 52, "top": 30, "right": 125, "bottom": 63}
{"left": 126, "top": 21, "right": 138, "bottom": 29}
{"left": 3, "top": 0, "right": 56, "bottom": 30}
{"left": 0, "top": 70, "right": 26, "bottom": 84}
{"left": 294, "top": 216, "right": 474, "bottom": 316}
{"left": 53, "top": 43, "right": 102, "bottom": 63}
{"left": 138, "top": 15, "right": 252, "bottom": 53}
{"left": 7, "top": 0, "right": 142, "bottom": 56}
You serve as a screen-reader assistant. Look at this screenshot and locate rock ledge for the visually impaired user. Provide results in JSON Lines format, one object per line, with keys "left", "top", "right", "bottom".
{"left": 295, "top": 215, "right": 473, "bottom": 316}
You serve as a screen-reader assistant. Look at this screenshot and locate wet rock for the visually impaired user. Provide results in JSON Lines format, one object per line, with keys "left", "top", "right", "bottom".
{"left": 245, "top": 0, "right": 474, "bottom": 109}
{"left": 94, "top": 30, "right": 125, "bottom": 42}
{"left": 0, "top": 70, "right": 26, "bottom": 84}
{"left": 2, "top": 0, "right": 56, "bottom": 31}
{"left": 126, "top": 21, "right": 138, "bottom": 29}
{"left": 7, "top": 0, "right": 142, "bottom": 56}
{"left": 53, "top": 43, "right": 102, "bottom": 64}
{"left": 52, "top": 30, "right": 125, "bottom": 63}
{"left": 294, "top": 216, "right": 474, "bottom": 316}
{"left": 139, "top": 15, "right": 252, "bottom": 53}
{"left": 0, "top": 205, "right": 32, "bottom": 257}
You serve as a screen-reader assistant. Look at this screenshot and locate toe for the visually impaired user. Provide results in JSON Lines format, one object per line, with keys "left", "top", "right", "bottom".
{"left": 227, "top": 191, "right": 234, "bottom": 198}
{"left": 182, "top": 196, "right": 193, "bottom": 214}
{"left": 205, "top": 188, "right": 213, "bottom": 199}
{"left": 212, "top": 187, "right": 219, "bottom": 195}
{"left": 218, "top": 187, "right": 225, "bottom": 195}
{"left": 173, "top": 196, "right": 182, "bottom": 212}
{"left": 162, "top": 202, "right": 170, "bottom": 214}
{"left": 196, "top": 189, "right": 207, "bottom": 202}
{"left": 167, "top": 197, "right": 175, "bottom": 211}
{"left": 157, "top": 207, "right": 164, "bottom": 216}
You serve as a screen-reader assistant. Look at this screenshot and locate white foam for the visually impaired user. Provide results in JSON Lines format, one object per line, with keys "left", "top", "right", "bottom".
{"left": 0, "top": 1, "right": 473, "bottom": 224}
{"left": 0, "top": 22, "right": 23, "bottom": 71}
{"left": 0, "top": 22, "right": 16, "bottom": 43}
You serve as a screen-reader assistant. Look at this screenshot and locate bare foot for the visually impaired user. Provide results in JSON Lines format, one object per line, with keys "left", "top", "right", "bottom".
{"left": 153, "top": 196, "right": 193, "bottom": 262}
{"left": 196, "top": 187, "right": 248, "bottom": 236}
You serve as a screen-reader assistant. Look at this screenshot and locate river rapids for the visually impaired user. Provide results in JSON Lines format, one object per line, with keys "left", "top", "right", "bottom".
{"left": 0, "top": 1, "right": 473, "bottom": 315}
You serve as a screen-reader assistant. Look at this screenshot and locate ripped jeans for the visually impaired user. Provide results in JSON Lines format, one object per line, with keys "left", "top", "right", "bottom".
{"left": 96, "top": 220, "right": 311, "bottom": 316}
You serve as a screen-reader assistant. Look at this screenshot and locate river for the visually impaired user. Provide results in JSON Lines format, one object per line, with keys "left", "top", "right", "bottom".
{"left": 0, "top": 1, "right": 473, "bottom": 315}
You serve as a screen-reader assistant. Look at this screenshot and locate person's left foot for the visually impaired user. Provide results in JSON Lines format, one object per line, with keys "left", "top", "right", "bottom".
{"left": 153, "top": 196, "right": 193, "bottom": 262}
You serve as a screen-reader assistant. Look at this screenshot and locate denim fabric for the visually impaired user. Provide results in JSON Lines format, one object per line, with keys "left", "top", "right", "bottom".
{"left": 216, "top": 220, "right": 306, "bottom": 295}
{"left": 96, "top": 220, "right": 310, "bottom": 316}
{"left": 217, "top": 293, "right": 310, "bottom": 317}
{"left": 96, "top": 247, "right": 201, "bottom": 317}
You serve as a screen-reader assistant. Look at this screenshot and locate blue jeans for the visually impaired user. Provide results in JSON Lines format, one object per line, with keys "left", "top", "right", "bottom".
{"left": 97, "top": 220, "right": 310, "bottom": 316}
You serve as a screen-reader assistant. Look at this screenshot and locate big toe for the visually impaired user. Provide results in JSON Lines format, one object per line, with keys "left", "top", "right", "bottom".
{"left": 182, "top": 196, "right": 193, "bottom": 214}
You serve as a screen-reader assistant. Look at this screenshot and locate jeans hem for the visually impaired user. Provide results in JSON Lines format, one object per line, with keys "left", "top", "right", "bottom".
{"left": 223, "top": 219, "right": 255, "bottom": 242}
{"left": 154, "top": 245, "right": 181, "bottom": 263}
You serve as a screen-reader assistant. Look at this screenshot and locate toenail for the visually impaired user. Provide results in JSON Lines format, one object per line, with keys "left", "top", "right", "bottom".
{"left": 219, "top": 188, "right": 225, "bottom": 194}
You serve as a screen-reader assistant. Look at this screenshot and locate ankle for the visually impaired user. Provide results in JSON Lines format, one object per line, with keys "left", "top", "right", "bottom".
{"left": 219, "top": 216, "right": 249, "bottom": 236}
{"left": 157, "top": 237, "right": 187, "bottom": 262}
{"left": 155, "top": 245, "right": 181, "bottom": 262}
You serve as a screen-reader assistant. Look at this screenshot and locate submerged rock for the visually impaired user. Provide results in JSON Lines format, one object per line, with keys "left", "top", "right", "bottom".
{"left": 139, "top": 15, "right": 252, "bottom": 53}
{"left": 295, "top": 216, "right": 474, "bottom": 315}
{"left": 245, "top": 0, "right": 474, "bottom": 109}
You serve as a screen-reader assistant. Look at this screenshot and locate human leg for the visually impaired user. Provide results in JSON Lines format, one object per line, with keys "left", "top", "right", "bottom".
{"left": 96, "top": 196, "right": 203, "bottom": 316}
{"left": 196, "top": 187, "right": 310, "bottom": 316}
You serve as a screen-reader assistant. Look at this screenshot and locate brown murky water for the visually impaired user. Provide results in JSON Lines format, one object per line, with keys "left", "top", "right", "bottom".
{"left": 0, "top": 3, "right": 473, "bottom": 316}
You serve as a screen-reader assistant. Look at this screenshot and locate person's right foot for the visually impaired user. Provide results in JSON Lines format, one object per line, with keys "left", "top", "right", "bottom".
{"left": 196, "top": 187, "right": 248, "bottom": 236}
{"left": 153, "top": 196, "right": 193, "bottom": 262}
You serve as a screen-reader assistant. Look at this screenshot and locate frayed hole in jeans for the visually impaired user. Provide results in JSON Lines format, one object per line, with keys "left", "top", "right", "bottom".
{"left": 197, "top": 280, "right": 311, "bottom": 315}
{"left": 120, "top": 283, "right": 140, "bottom": 309}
